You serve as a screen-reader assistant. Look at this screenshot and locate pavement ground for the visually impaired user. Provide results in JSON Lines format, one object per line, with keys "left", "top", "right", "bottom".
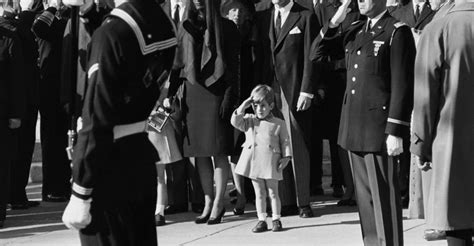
{"left": 0, "top": 178, "right": 449, "bottom": 246}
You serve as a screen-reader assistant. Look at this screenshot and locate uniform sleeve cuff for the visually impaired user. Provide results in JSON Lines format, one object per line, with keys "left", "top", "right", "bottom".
{"left": 72, "top": 183, "right": 93, "bottom": 200}
{"left": 300, "top": 92, "right": 314, "bottom": 99}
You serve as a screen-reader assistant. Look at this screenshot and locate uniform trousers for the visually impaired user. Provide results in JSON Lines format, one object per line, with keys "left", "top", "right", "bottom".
{"left": 349, "top": 151, "right": 403, "bottom": 246}
{"left": 0, "top": 120, "right": 18, "bottom": 221}
{"left": 39, "top": 80, "right": 71, "bottom": 198}
{"left": 79, "top": 134, "right": 158, "bottom": 246}
{"left": 10, "top": 102, "right": 38, "bottom": 203}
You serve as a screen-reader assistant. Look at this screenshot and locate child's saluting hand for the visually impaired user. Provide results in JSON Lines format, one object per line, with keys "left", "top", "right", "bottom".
{"left": 236, "top": 96, "right": 254, "bottom": 114}
{"left": 278, "top": 156, "right": 291, "bottom": 171}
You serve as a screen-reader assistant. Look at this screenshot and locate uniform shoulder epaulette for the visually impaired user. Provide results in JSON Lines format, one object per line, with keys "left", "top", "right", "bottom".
{"left": 394, "top": 22, "right": 408, "bottom": 28}
{"left": 351, "top": 20, "right": 361, "bottom": 25}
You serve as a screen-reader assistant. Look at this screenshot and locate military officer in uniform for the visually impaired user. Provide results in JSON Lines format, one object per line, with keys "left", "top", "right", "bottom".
{"left": 61, "top": 0, "right": 177, "bottom": 244}
{"left": 311, "top": 0, "right": 415, "bottom": 244}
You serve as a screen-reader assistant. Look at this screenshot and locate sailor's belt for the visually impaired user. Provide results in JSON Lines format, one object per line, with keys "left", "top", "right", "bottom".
{"left": 113, "top": 120, "right": 147, "bottom": 140}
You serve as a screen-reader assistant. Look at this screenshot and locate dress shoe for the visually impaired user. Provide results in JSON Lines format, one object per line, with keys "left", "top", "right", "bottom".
{"left": 155, "top": 214, "right": 166, "bottom": 226}
{"left": 401, "top": 196, "right": 409, "bottom": 209}
{"left": 310, "top": 187, "right": 325, "bottom": 196}
{"left": 299, "top": 206, "right": 314, "bottom": 218}
{"left": 43, "top": 194, "right": 68, "bottom": 202}
{"left": 191, "top": 203, "right": 204, "bottom": 214}
{"left": 424, "top": 229, "right": 446, "bottom": 241}
{"left": 272, "top": 220, "right": 283, "bottom": 232}
{"left": 337, "top": 199, "right": 357, "bottom": 207}
{"left": 195, "top": 213, "right": 211, "bottom": 224}
{"left": 252, "top": 221, "right": 268, "bottom": 233}
{"left": 332, "top": 186, "right": 344, "bottom": 198}
{"left": 207, "top": 208, "right": 226, "bottom": 225}
{"left": 280, "top": 205, "right": 299, "bottom": 216}
{"left": 233, "top": 207, "right": 245, "bottom": 215}
{"left": 10, "top": 201, "right": 40, "bottom": 210}
{"left": 165, "top": 204, "right": 188, "bottom": 214}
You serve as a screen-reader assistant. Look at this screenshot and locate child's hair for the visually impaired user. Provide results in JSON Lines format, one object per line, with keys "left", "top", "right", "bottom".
{"left": 250, "top": 84, "right": 275, "bottom": 105}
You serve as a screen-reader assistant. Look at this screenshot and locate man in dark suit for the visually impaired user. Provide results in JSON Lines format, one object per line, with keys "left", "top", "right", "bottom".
{"left": 391, "top": 0, "right": 435, "bottom": 31}
{"left": 255, "top": 0, "right": 319, "bottom": 218}
{"left": 160, "top": 0, "right": 205, "bottom": 215}
{"left": 0, "top": 3, "right": 25, "bottom": 227}
{"left": 312, "top": 0, "right": 415, "bottom": 244}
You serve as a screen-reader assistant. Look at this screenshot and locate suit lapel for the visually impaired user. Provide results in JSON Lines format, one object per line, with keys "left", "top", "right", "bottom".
{"left": 275, "top": 8, "right": 301, "bottom": 51}
{"left": 269, "top": 9, "right": 276, "bottom": 50}
{"left": 162, "top": 0, "right": 171, "bottom": 17}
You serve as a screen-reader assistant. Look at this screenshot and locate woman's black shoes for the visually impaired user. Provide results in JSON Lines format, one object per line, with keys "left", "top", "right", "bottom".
{"left": 207, "top": 208, "right": 226, "bottom": 225}
{"left": 337, "top": 199, "right": 357, "bottom": 206}
{"left": 195, "top": 213, "right": 211, "bottom": 224}
{"left": 233, "top": 207, "right": 245, "bottom": 215}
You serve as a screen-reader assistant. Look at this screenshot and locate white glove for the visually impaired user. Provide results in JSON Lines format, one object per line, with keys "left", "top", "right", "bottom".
{"left": 386, "top": 135, "right": 403, "bottom": 156}
{"left": 329, "top": 0, "right": 352, "bottom": 28}
{"left": 62, "top": 196, "right": 92, "bottom": 230}
{"left": 296, "top": 94, "right": 312, "bottom": 111}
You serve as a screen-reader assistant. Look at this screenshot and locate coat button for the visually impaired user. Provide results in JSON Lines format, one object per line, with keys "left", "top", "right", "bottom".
{"left": 351, "top": 89, "right": 355, "bottom": 95}
{"left": 345, "top": 49, "right": 348, "bottom": 53}
{"left": 383, "top": 106, "right": 387, "bottom": 110}
{"left": 354, "top": 64, "right": 358, "bottom": 69}
{"left": 147, "top": 34, "right": 152, "bottom": 39}
{"left": 352, "top": 77, "right": 356, "bottom": 82}
{"left": 357, "top": 50, "right": 361, "bottom": 55}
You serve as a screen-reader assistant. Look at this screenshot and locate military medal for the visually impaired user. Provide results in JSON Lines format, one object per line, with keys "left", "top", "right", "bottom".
{"left": 373, "top": 41, "right": 384, "bottom": 56}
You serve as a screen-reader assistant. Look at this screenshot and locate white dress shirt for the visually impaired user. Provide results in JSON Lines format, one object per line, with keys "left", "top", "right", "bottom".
{"left": 171, "top": 0, "right": 185, "bottom": 22}
{"left": 412, "top": 0, "right": 425, "bottom": 14}
{"left": 274, "top": 1, "right": 294, "bottom": 28}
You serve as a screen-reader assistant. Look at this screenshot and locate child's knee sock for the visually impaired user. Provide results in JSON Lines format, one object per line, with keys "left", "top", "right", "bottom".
{"left": 272, "top": 214, "right": 281, "bottom": 221}
{"left": 258, "top": 213, "right": 267, "bottom": 222}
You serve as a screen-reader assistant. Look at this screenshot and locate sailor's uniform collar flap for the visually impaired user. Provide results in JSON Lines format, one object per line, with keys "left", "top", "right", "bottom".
{"left": 110, "top": 3, "right": 177, "bottom": 55}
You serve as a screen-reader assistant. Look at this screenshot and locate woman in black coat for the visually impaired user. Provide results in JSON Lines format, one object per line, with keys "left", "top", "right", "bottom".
{"left": 167, "top": 0, "right": 240, "bottom": 224}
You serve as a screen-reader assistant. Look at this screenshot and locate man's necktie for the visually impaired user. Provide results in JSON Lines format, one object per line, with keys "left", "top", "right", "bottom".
{"left": 275, "top": 10, "right": 282, "bottom": 37}
{"left": 366, "top": 19, "right": 372, "bottom": 32}
{"left": 414, "top": 4, "right": 420, "bottom": 21}
{"left": 173, "top": 4, "right": 180, "bottom": 25}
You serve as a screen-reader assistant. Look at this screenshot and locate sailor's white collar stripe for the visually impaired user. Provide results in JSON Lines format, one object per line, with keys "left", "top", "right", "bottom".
{"left": 110, "top": 9, "right": 177, "bottom": 55}
{"left": 73, "top": 183, "right": 93, "bottom": 196}
{"left": 387, "top": 118, "right": 410, "bottom": 127}
{"left": 88, "top": 63, "right": 99, "bottom": 79}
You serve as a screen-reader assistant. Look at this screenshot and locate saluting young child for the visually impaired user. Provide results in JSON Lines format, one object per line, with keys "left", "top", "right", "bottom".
{"left": 231, "top": 85, "right": 292, "bottom": 233}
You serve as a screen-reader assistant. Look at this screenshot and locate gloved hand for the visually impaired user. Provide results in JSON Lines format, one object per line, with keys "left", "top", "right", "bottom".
{"left": 329, "top": 0, "right": 352, "bottom": 28}
{"left": 62, "top": 195, "right": 92, "bottom": 230}
{"left": 386, "top": 135, "right": 403, "bottom": 156}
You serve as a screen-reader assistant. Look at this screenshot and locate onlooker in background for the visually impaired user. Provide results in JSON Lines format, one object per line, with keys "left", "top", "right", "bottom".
{"left": 160, "top": 0, "right": 205, "bottom": 216}
{"left": 221, "top": 0, "right": 257, "bottom": 216}
{"left": 32, "top": 0, "right": 71, "bottom": 202}
{"left": 231, "top": 85, "right": 291, "bottom": 233}
{"left": 311, "top": 0, "right": 359, "bottom": 206}
{"left": 312, "top": 0, "right": 415, "bottom": 244}
{"left": 8, "top": 0, "right": 41, "bottom": 210}
{"left": 167, "top": 0, "right": 240, "bottom": 225}
{"left": 411, "top": 1, "right": 474, "bottom": 245}
{"left": 0, "top": 0, "right": 25, "bottom": 227}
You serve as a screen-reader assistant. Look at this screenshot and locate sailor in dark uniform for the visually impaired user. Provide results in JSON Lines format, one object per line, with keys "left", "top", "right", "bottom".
{"left": 61, "top": 0, "right": 176, "bottom": 245}
{"left": 311, "top": 0, "right": 415, "bottom": 245}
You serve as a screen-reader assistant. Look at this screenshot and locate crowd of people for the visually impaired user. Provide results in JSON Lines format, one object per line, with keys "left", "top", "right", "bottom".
{"left": 0, "top": 0, "right": 473, "bottom": 245}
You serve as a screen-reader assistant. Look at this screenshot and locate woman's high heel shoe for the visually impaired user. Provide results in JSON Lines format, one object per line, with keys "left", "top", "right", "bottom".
{"left": 207, "top": 208, "right": 226, "bottom": 225}
{"left": 195, "top": 213, "right": 211, "bottom": 224}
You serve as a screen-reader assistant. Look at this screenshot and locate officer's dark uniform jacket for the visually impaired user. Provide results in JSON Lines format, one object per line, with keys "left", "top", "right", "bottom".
{"left": 0, "top": 16, "right": 25, "bottom": 121}
{"left": 71, "top": 1, "right": 177, "bottom": 200}
{"left": 313, "top": 11, "right": 415, "bottom": 152}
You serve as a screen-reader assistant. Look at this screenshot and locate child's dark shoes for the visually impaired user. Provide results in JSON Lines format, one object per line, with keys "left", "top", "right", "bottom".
{"left": 252, "top": 221, "right": 268, "bottom": 233}
{"left": 272, "top": 220, "right": 283, "bottom": 232}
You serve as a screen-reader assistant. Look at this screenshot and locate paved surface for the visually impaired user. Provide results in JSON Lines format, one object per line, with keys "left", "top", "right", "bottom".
{"left": 0, "top": 180, "right": 448, "bottom": 246}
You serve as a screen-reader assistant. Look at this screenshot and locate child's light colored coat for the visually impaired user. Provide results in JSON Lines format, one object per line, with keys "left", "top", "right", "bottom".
{"left": 231, "top": 110, "right": 292, "bottom": 180}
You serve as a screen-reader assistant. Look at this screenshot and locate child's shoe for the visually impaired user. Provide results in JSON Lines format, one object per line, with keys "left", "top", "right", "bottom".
{"left": 252, "top": 221, "right": 268, "bottom": 233}
{"left": 272, "top": 219, "right": 283, "bottom": 232}
{"left": 155, "top": 214, "right": 166, "bottom": 226}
